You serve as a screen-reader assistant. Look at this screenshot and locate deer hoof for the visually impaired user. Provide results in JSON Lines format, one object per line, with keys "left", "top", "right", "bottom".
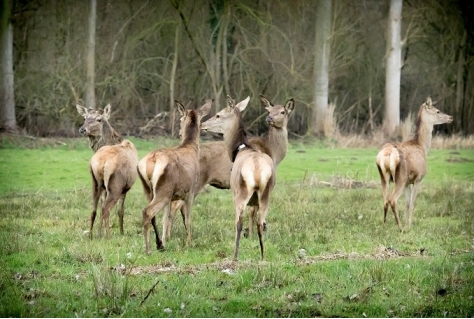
{"left": 263, "top": 222, "right": 267, "bottom": 231}
{"left": 243, "top": 228, "right": 249, "bottom": 238}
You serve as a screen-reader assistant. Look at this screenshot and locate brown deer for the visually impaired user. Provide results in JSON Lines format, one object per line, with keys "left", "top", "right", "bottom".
{"left": 89, "top": 140, "right": 138, "bottom": 238}
{"left": 206, "top": 102, "right": 275, "bottom": 260}
{"left": 376, "top": 97, "right": 453, "bottom": 231}
{"left": 166, "top": 95, "right": 294, "bottom": 238}
{"left": 76, "top": 104, "right": 122, "bottom": 152}
{"left": 201, "top": 95, "right": 294, "bottom": 236}
{"left": 138, "top": 100, "right": 211, "bottom": 254}
{"left": 76, "top": 103, "right": 191, "bottom": 240}
{"left": 76, "top": 103, "right": 138, "bottom": 239}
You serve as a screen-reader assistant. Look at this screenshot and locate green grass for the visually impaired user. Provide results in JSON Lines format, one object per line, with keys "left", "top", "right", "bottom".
{"left": 0, "top": 136, "right": 473, "bottom": 317}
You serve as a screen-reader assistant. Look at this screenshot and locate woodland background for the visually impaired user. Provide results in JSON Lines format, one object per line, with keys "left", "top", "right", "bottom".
{"left": 4, "top": 0, "right": 474, "bottom": 137}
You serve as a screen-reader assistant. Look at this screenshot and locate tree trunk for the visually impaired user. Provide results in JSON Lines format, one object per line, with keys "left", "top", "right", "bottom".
{"left": 311, "top": 0, "right": 332, "bottom": 137}
{"left": 169, "top": 23, "right": 180, "bottom": 137}
{"left": 0, "top": 0, "right": 17, "bottom": 133}
{"left": 86, "top": 0, "right": 97, "bottom": 109}
{"left": 384, "top": 0, "right": 402, "bottom": 135}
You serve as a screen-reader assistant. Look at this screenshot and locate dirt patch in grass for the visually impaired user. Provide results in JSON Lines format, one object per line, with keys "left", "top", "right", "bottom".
{"left": 122, "top": 247, "right": 473, "bottom": 276}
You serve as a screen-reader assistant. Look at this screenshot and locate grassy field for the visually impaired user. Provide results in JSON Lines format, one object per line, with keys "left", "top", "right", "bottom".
{"left": 0, "top": 136, "right": 473, "bottom": 317}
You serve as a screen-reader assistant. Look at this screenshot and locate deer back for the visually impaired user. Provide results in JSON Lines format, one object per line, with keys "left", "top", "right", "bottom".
{"left": 90, "top": 139, "right": 138, "bottom": 187}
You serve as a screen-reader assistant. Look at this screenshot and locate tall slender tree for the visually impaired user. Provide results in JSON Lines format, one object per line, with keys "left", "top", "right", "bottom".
{"left": 86, "top": 0, "right": 97, "bottom": 109}
{"left": 0, "top": 0, "right": 17, "bottom": 133}
{"left": 384, "top": 0, "right": 402, "bottom": 135}
{"left": 311, "top": 0, "right": 332, "bottom": 137}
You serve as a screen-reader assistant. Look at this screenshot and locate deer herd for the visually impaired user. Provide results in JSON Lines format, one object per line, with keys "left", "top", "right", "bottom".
{"left": 76, "top": 95, "right": 452, "bottom": 261}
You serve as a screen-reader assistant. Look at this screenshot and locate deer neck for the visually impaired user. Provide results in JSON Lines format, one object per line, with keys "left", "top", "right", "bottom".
{"left": 90, "top": 121, "right": 122, "bottom": 153}
{"left": 412, "top": 119, "right": 433, "bottom": 155}
{"left": 180, "top": 117, "right": 200, "bottom": 152}
{"left": 224, "top": 118, "right": 248, "bottom": 162}
{"left": 264, "top": 126, "right": 288, "bottom": 165}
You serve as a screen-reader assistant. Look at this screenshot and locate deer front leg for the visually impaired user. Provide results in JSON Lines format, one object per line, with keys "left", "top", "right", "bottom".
{"left": 183, "top": 195, "right": 194, "bottom": 246}
{"left": 407, "top": 182, "right": 421, "bottom": 229}
{"left": 161, "top": 203, "right": 172, "bottom": 247}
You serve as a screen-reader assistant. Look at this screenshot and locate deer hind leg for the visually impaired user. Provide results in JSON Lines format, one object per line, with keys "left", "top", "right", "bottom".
{"left": 257, "top": 194, "right": 271, "bottom": 261}
{"left": 388, "top": 182, "right": 405, "bottom": 232}
{"left": 234, "top": 204, "right": 245, "bottom": 261}
{"left": 245, "top": 205, "right": 258, "bottom": 238}
{"left": 117, "top": 194, "right": 127, "bottom": 235}
{"left": 142, "top": 196, "right": 169, "bottom": 254}
{"left": 407, "top": 182, "right": 421, "bottom": 229}
{"left": 377, "top": 164, "right": 391, "bottom": 224}
{"left": 100, "top": 189, "right": 122, "bottom": 239}
{"left": 90, "top": 176, "right": 103, "bottom": 240}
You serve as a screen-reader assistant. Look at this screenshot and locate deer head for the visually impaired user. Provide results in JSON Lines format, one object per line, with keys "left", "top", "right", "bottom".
{"left": 201, "top": 96, "right": 250, "bottom": 134}
{"left": 260, "top": 95, "right": 295, "bottom": 129}
{"left": 176, "top": 100, "right": 212, "bottom": 139}
{"left": 77, "top": 103, "right": 112, "bottom": 137}
{"left": 419, "top": 97, "right": 453, "bottom": 126}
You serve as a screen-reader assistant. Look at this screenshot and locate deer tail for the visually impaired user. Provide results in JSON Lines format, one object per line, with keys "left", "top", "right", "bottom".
{"left": 389, "top": 147, "right": 400, "bottom": 183}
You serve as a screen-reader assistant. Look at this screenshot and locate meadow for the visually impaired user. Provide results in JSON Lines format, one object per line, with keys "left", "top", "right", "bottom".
{"left": 0, "top": 135, "right": 473, "bottom": 317}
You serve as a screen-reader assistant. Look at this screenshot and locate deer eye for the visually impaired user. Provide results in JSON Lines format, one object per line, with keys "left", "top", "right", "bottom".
{"left": 216, "top": 115, "right": 220, "bottom": 119}
{"left": 281, "top": 111, "right": 285, "bottom": 114}
{"left": 97, "top": 118, "right": 102, "bottom": 122}
{"left": 437, "top": 110, "right": 440, "bottom": 114}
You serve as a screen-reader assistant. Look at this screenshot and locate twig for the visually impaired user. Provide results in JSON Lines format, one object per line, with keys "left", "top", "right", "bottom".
{"left": 140, "top": 279, "right": 160, "bottom": 306}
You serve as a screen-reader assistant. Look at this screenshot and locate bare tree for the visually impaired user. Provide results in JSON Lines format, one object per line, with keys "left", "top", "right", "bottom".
{"left": 0, "top": 0, "right": 17, "bottom": 133}
{"left": 311, "top": 0, "right": 332, "bottom": 137}
{"left": 86, "top": 0, "right": 97, "bottom": 109}
{"left": 384, "top": 0, "right": 402, "bottom": 135}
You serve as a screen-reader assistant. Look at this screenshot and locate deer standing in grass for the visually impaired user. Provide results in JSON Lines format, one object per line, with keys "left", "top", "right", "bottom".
{"left": 76, "top": 104, "right": 138, "bottom": 239}
{"left": 199, "top": 95, "right": 294, "bottom": 237}
{"left": 166, "top": 95, "right": 294, "bottom": 238}
{"left": 138, "top": 100, "right": 211, "bottom": 254}
{"left": 202, "top": 97, "right": 276, "bottom": 260}
{"left": 376, "top": 97, "right": 453, "bottom": 231}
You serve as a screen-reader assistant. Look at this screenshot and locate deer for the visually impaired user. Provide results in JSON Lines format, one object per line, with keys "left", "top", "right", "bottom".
{"left": 165, "top": 95, "right": 294, "bottom": 239}
{"left": 376, "top": 96, "right": 453, "bottom": 231}
{"left": 200, "top": 95, "right": 294, "bottom": 237}
{"left": 76, "top": 104, "right": 122, "bottom": 153}
{"left": 76, "top": 103, "right": 138, "bottom": 239}
{"left": 137, "top": 99, "right": 211, "bottom": 254}
{"left": 203, "top": 100, "right": 275, "bottom": 260}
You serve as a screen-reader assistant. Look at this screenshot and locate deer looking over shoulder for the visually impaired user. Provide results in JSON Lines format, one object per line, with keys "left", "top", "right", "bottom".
{"left": 138, "top": 100, "right": 211, "bottom": 254}
{"left": 376, "top": 97, "right": 453, "bottom": 231}
{"left": 77, "top": 104, "right": 122, "bottom": 152}
{"left": 166, "top": 95, "right": 294, "bottom": 238}
{"left": 202, "top": 98, "right": 276, "bottom": 260}
{"left": 201, "top": 95, "right": 294, "bottom": 236}
{"left": 76, "top": 103, "right": 138, "bottom": 239}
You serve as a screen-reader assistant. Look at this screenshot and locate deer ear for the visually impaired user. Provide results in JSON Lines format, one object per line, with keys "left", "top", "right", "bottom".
{"left": 226, "top": 95, "right": 235, "bottom": 111}
{"left": 103, "top": 104, "right": 112, "bottom": 120}
{"left": 175, "top": 100, "right": 186, "bottom": 116}
{"left": 76, "top": 104, "right": 88, "bottom": 117}
{"left": 425, "top": 96, "right": 432, "bottom": 106}
{"left": 198, "top": 99, "right": 212, "bottom": 118}
{"left": 235, "top": 96, "right": 250, "bottom": 112}
{"left": 285, "top": 98, "right": 295, "bottom": 114}
{"left": 260, "top": 95, "right": 273, "bottom": 109}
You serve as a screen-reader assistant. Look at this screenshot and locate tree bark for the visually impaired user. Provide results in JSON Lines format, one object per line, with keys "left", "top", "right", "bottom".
{"left": 384, "top": 0, "right": 402, "bottom": 135}
{"left": 0, "top": 0, "right": 17, "bottom": 133}
{"left": 86, "top": 0, "right": 97, "bottom": 109}
{"left": 311, "top": 0, "right": 332, "bottom": 137}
